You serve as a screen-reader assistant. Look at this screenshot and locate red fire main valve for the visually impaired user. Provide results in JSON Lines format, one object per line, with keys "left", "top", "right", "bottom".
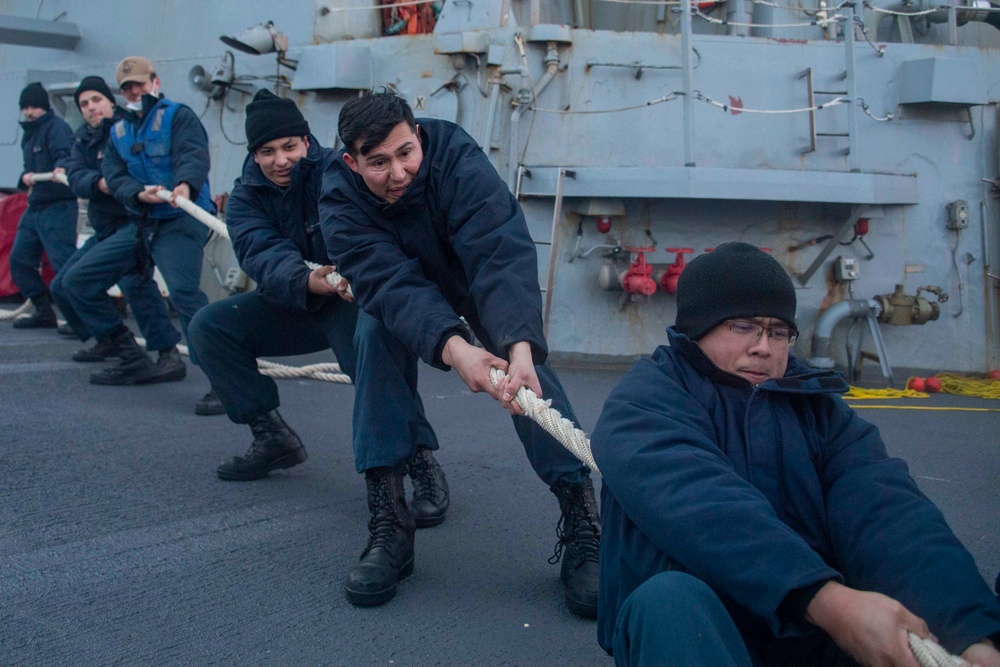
{"left": 622, "top": 247, "right": 657, "bottom": 296}
{"left": 660, "top": 247, "right": 694, "bottom": 295}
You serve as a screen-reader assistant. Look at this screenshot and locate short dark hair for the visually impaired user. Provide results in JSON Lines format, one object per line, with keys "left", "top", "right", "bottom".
{"left": 338, "top": 90, "right": 416, "bottom": 158}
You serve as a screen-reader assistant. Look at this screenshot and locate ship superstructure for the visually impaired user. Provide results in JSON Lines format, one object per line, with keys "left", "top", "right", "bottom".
{"left": 2, "top": 0, "right": 999, "bottom": 378}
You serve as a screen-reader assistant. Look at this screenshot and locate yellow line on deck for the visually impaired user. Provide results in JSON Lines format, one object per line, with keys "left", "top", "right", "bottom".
{"left": 846, "top": 404, "right": 1000, "bottom": 412}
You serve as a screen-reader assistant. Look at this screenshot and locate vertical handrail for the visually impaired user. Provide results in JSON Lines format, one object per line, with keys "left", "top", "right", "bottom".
{"left": 681, "top": 0, "right": 695, "bottom": 166}
{"left": 543, "top": 167, "right": 568, "bottom": 339}
{"left": 948, "top": 0, "right": 959, "bottom": 45}
{"left": 799, "top": 68, "right": 817, "bottom": 154}
{"left": 844, "top": 4, "right": 860, "bottom": 171}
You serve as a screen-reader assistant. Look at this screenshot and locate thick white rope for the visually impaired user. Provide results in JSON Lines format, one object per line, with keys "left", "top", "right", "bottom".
{"left": 133, "top": 336, "right": 352, "bottom": 384}
{"left": 909, "top": 633, "right": 971, "bottom": 667}
{"left": 256, "top": 359, "right": 351, "bottom": 384}
{"left": 488, "top": 367, "right": 600, "bottom": 474}
{"left": 0, "top": 300, "right": 33, "bottom": 320}
{"left": 30, "top": 171, "right": 70, "bottom": 186}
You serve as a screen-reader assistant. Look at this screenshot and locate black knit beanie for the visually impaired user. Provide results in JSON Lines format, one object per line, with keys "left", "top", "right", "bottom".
{"left": 74, "top": 76, "right": 115, "bottom": 109}
{"left": 245, "top": 89, "right": 310, "bottom": 153}
{"left": 674, "top": 242, "right": 797, "bottom": 340}
{"left": 19, "top": 82, "right": 50, "bottom": 111}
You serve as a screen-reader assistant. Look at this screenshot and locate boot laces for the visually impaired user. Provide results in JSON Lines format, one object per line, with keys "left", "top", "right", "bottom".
{"left": 549, "top": 492, "right": 601, "bottom": 567}
{"left": 408, "top": 449, "right": 440, "bottom": 503}
{"left": 363, "top": 475, "right": 402, "bottom": 558}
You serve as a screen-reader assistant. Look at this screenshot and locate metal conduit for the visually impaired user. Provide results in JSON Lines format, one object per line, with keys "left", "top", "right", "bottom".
{"left": 808, "top": 298, "right": 881, "bottom": 368}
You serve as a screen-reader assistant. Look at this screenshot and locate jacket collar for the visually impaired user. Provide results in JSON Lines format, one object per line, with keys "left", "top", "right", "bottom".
{"left": 19, "top": 111, "right": 52, "bottom": 133}
{"left": 666, "top": 326, "right": 849, "bottom": 395}
{"left": 240, "top": 133, "right": 321, "bottom": 190}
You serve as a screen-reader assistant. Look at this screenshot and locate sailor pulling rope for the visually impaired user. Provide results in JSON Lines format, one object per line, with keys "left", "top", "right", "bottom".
{"left": 0, "top": 171, "right": 71, "bottom": 321}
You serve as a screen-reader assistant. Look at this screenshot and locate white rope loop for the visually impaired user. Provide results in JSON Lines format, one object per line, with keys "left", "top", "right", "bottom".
{"left": 489, "top": 367, "right": 600, "bottom": 474}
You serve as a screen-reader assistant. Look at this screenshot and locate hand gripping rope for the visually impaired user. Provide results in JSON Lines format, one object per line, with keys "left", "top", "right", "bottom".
{"left": 488, "top": 367, "right": 600, "bottom": 474}
{"left": 0, "top": 171, "right": 70, "bottom": 321}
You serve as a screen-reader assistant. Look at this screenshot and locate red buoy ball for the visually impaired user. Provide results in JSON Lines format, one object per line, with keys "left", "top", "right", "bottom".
{"left": 988, "top": 369, "right": 1000, "bottom": 380}
{"left": 924, "top": 377, "right": 942, "bottom": 393}
{"left": 907, "top": 377, "right": 926, "bottom": 392}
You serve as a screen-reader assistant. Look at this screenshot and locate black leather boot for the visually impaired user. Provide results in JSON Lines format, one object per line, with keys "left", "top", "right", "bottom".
{"left": 89, "top": 328, "right": 157, "bottom": 385}
{"left": 73, "top": 336, "right": 121, "bottom": 362}
{"left": 345, "top": 465, "right": 415, "bottom": 606}
{"left": 406, "top": 446, "right": 449, "bottom": 528}
{"left": 13, "top": 293, "right": 57, "bottom": 329}
{"left": 216, "top": 410, "right": 306, "bottom": 481}
{"left": 550, "top": 477, "right": 601, "bottom": 619}
{"left": 139, "top": 347, "right": 186, "bottom": 384}
{"left": 195, "top": 389, "right": 226, "bottom": 416}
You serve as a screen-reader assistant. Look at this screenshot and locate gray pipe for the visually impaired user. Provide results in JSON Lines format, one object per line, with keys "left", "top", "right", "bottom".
{"left": 808, "top": 298, "right": 880, "bottom": 368}
{"left": 507, "top": 43, "right": 561, "bottom": 188}
{"left": 480, "top": 78, "right": 501, "bottom": 150}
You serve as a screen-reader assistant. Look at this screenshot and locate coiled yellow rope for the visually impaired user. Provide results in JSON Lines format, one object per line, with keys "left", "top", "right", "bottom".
{"left": 845, "top": 385, "right": 930, "bottom": 399}
{"left": 935, "top": 373, "right": 1000, "bottom": 399}
{"left": 847, "top": 374, "right": 1000, "bottom": 400}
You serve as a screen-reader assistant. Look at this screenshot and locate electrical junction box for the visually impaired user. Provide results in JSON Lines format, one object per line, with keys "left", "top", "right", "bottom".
{"left": 834, "top": 256, "right": 859, "bottom": 282}
{"left": 947, "top": 200, "right": 969, "bottom": 230}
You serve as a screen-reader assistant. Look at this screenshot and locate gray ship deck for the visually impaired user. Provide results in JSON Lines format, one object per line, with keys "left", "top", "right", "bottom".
{"left": 2, "top": 321, "right": 998, "bottom": 666}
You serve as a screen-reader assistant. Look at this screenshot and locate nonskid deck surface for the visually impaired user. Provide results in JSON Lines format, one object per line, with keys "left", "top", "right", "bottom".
{"left": 2, "top": 325, "right": 997, "bottom": 666}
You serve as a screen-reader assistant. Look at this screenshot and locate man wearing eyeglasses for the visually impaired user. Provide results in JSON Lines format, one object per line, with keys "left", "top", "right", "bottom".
{"left": 591, "top": 242, "right": 1000, "bottom": 666}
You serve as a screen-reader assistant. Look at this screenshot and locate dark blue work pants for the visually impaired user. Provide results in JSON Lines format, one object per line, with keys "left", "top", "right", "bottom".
{"left": 472, "top": 324, "right": 592, "bottom": 488}
{"left": 9, "top": 199, "right": 78, "bottom": 300}
{"left": 50, "top": 234, "right": 181, "bottom": 351}
{"left": 613, "top": 572, "right": 856, "bottom": 667}
{"left": 187, "top": 292, "right": 439, "bottom": 473}
{"left": 58, "top": 215, "right": 208, "bottom": 365}
{"left": 612, "top": 572, "right": 754, "bottom": 667}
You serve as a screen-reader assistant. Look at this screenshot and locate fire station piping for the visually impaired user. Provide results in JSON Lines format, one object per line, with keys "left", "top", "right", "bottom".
{"left": 480, "top": 76, "right": 502, "bottom": 150}
{"left": 808, "top": 298, "right": 881, "bottom": 368}
{"left": 481, "top": 67, "right": 525, "bottom": 152}
{"left": 508, "top": 42, "right": 561, "bottom": 188}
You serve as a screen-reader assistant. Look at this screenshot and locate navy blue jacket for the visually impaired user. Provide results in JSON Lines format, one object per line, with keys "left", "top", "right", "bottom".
{"left": 102, "top": 94, "right": 212, "bottom": 218}
{"left": 19, "top": 112, "right": 75, "bottom": 206}
{"left": 227, "top": 136, "right": 337, "bottom": 312}
{"left": 320, "top": 119, "right": 545, "bottom": 370}
{"left": 64, "top": 110, "right": 131, "bottom": 239}
{"left": 592, "top": 328, "right": 1000, "bottom": 658}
